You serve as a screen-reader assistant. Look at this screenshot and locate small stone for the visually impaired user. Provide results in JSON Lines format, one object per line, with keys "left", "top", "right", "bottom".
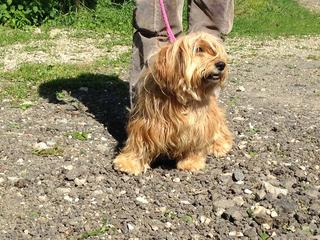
{"left": 64, "top": 195, "right": 73, "bottom": 202}
{"left": 215, "top": 208, "right": 225, "bottom": 217}
{"left": 63, "top": 165, "right": 73, "bottom": 171}
{"left": 0, "top": 177, "right": 6, "bottom": 185}
{"left": 93, "top": 190, "right": 103, "bottom": 195}
{"left": 252, "top": 205, "right": 272, "bottom": 225}
{"left": 172, "top": 177, "right": 180, "bottom": 183}
{"left": 180, "top": 200, "right": 191, "bottom": 205}
{"left": 46, "top": 140, "right": 56, "bottom": 146}
{"left": 263, "top": 181, "right": 288, "bottom": 198}
{"left": 17, "top": 158, "right": 24, "bottom": 165}
{"left": 56, "top": 187, "right": 71, "bottom": 194}
{"left": 222, "top": 208, "right": 243, "bottom": 222}
{"left": 136, "top": 196, "right": 149, "bottom": 204}
{"left": 164, "top": 222, "right": 172, "bottom": 228}
{"left": 305, "top": 189, "right": 319, "bottom": 198}
{"left": 237, "top": 86, "right": 245, "bottom": 92}
{"left": 233, "top": 169, "right": 245, "bottom": 181}
{"left": 213, "top": 199, "right": 235, "bottom": 210}
{"left": 33, "top": 142, "right": 48, "bottom": 150}
{"left": 262, "top": 223, "right": 271, "bottom": 230}
{"left": 238, "top": 141, "right": 247, "bottom": 150}
{"left": 14, "top": 179, "right": 29, "bottom": 188}
{"left": 229, "top": 231, "right": 244, "bottom": 237}
{"left": 65, "top": 169, "right": 81, "bottom": 181}
{"left": 199, "top": 216, "right": 211, "bottom": 225}
{"left": 244, "top": 189, "right": 253, "bottom": 194}
{"left": 38, "top": 196, "right": 47, "bottom": 202}
{"left": 255, "top": 190, "right": 266, "bottom": 201}
{"left": 151, "top": 225, "right": 159, "bottom": 231}
{"left": 95, "top": 175, "right": 106, "bottom": 182}
{"left": 74, "top": 178, "right": 86, "bottom": 186}
{"left": 244, "top": 227, "right": 256, "bottom": 239}
{"left": 233, "top": 196, "right": 245, "bottom": 206}
{"left": 7, "top": 177, "right": 20, "bottom": 184}
{"left": 270, "top": 210, "right": 278, "bottom": 218}
{"left": 127, "top": 223, "right": 135, "bottom": 231}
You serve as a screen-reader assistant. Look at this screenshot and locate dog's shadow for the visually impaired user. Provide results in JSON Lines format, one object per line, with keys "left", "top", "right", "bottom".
{"left": 38, "top": 73, "right": 177, "bottom": 170}
{"left": 38, "top": 73, "right": 130, "bottom": 148}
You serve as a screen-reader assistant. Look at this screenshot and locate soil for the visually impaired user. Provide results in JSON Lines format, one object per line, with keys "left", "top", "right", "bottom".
{"left": 298, "top": 0, "right": 320, "bottom": 12}
{"left": 0, "top": 34, "right": 320, "bottom": 240}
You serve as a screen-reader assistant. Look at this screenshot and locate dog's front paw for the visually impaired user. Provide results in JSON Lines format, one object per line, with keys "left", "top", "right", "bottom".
{"left": 176, "top": 153, "right": 206, "bottom": 172}
{"left": 113, "top": 153, "right": 146, "bottom": 175}
{"left": 211, "top": 140, "right": 232, "bottom": 157}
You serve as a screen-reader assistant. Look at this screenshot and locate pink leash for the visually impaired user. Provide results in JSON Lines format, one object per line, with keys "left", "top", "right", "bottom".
{"left": 159, "top": 0, "right": 176, "bottom": 42}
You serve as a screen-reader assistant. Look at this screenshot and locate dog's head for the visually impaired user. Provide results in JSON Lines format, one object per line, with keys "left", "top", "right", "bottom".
{"left": 145, "top": 32, "right": 228, "bottom": 104}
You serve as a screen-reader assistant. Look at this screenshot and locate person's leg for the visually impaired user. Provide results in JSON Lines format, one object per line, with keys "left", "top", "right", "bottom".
{"left": 188, "top": 0, "right": 234, "bottom": 39}
{"left": 130, "top": 0, "right": 184, "bottom": 105}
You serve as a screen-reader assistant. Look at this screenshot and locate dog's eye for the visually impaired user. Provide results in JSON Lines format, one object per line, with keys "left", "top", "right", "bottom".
{"left": 195, "top": 47, "right": 204, "bottom": 53}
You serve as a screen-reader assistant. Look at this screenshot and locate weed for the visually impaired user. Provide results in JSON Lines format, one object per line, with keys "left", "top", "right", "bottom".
{"left": 258, "top": 231, "right": 270, "bottom": 240}
{"left": 163, "top": 210, "right": 177, "bottom": 220}
{"left": 8, "top": 122, "right": 20, "bottom": 129}
{"left": 249, "top": 151, "right": 257, "bottom": 157}
{"left": 18, "top": 101, "right": 33, "bottom": 110}
{"left": 228, "top": 96, "right": 239, "bottom": 107}
{"left": 67, "top": 131, "right": 90, "bottom": 141}
{"left": 180, "top": 214, "right": 193, "bottom": 223}
{"left": 307, "top": 55, "right": 320, "bottom": 61}
{"left": 247, "top": 128, "right": 260, "bottom": 135}
{"left": 32, "top": 146, "right": 64, "bottom": 157}
{"left": 78, "top": 221, "right": 115, "bottom": 239}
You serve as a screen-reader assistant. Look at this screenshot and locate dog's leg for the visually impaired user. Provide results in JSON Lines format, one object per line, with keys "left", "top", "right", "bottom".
{"left": 113, "top": 145, "right": 152, "bottom": 175}
{"left": 113, "top": 124, "right": 155, "bottom": 175}
{"left": 210, "top": 122, "right": 233, "bottom": 157}
{"left": 176, "top": 152, "right": 206, "bottom": 172}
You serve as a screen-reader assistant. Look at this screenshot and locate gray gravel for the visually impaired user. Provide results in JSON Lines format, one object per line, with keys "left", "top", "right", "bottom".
{"left": 0, "top": 36, "right": 320, "bottom": 239}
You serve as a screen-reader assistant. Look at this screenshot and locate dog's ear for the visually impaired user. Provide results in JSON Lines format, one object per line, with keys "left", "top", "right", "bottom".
{"left": 148, "top": 45, "right": 175, "bottom": 92}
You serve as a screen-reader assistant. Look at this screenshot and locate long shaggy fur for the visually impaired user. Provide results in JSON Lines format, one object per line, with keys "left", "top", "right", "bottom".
{"left": 114, "top": 32, "right": 233, "bottom": 175}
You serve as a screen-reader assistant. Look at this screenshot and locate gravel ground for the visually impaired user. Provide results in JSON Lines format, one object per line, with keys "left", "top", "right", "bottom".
{"left": 0, "top": 36, "right": 319, "bottom": 240}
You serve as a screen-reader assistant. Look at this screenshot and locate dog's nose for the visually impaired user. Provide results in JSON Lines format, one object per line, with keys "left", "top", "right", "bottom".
{"left": 215, "top": 61, "right": 226, "bottom": 71}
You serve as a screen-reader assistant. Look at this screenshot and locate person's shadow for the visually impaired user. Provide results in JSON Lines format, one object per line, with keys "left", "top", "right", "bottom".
{"left": 38, "top": 73, "right": 130, "bottom": 149}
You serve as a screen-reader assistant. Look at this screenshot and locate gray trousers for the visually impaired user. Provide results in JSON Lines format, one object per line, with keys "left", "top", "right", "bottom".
{"left": 130, "top": 0, "right": 234, "bottom": 103}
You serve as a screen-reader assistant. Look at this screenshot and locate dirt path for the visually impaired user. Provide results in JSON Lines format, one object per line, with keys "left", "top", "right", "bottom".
{"left": 298, "top": 0, "right": 320, "bottom": 12}
{"left": 0, "top": 35, "right": 319, "bottom": 239}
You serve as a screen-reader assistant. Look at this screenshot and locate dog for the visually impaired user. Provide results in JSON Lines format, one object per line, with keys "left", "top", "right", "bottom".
{"left": 114, "top": 32, "right": 233, "bottom": 175}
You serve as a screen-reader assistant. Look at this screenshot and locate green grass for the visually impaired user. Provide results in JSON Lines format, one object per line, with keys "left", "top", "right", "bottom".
{"left": 233, "top": 0, "right": 320, "bottom": 37}
{"left": 0, "top": 49, "right": 130, "bottom": 101}
{"left": 32, "top": 146, "right": 64, "bottom": 157}
{"left": 76, "top": 219, "right": 115, "bottom": 240}
{"left": 66, "top": 131, "right": 90, "bottom": 141}
{"left": 0, "top": 26, "right": 49, "bottom": 46}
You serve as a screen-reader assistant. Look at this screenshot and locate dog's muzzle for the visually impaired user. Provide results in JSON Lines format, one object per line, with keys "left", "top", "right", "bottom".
{"left": 205, "top": 73, "right": 221, "bottom": 82}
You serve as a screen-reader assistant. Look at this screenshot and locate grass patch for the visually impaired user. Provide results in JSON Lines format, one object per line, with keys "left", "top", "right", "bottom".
{"left": 66, "top": 131, "right": 90, "bottom": 141}
{"left": 307, "top": 55, "right": 320, "bottom": 61}
{"left": 0, "top": 26, "right": 49, "bottom": 46}
{"left": 233, "top": 0, "right": 320, "bottom": 37}
{"left": 18, "top": 101, "right": 33, "bottom": 110}
{"left": 77, "top": 220, "right": 115, "bottom": 240}
{"left": 32, "top": 146, "right": 64, "bottom": 157}
{"left": 0, "top": 46, "right": 130, "bottom": 101}
{"left": 258, "top": 231, "right": 270, "bottom": 240}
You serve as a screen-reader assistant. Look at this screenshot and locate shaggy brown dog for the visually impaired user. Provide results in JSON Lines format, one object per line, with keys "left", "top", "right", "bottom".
{"left": 114, "top": 32, "right": 233, "bottom": 175}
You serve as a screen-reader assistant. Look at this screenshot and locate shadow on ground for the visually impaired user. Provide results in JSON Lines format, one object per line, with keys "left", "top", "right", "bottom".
{"left": 38, "top": 73, "right": 129, "bottom": 147}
